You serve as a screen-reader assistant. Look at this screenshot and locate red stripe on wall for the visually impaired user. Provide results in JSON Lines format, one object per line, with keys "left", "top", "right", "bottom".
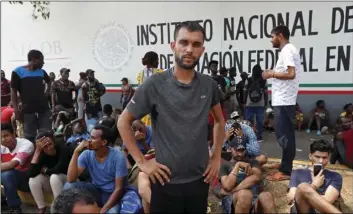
{"left": 267, "top": 90, "right": 353, "bottom": 95}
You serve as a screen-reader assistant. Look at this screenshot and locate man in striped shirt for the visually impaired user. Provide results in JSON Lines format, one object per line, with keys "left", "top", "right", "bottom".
{"left": 1, "top": 123, "right": 34, "bottom": 213}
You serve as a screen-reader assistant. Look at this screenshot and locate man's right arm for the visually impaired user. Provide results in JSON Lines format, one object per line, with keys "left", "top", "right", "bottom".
{"left": 67, "top": 147, "right": 87, "bottom": 182}
{"left": 118, "top": 79, "right": 153, "bottom": 165}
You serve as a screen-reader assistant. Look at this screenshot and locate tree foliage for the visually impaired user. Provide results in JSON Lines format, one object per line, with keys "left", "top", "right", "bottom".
{"left": 9, "top": 1, "right": 50, "bottom": 20}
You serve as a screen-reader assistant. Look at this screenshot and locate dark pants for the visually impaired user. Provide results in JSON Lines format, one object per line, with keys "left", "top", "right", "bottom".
{"left": 331, "top": 140, "right": 352, "bottom": 168}
{"left": 246, "top": 106, "right": 265, "bottom": 139}
{"left": 274, "top": 105, "right": 296, "bottom": 175}
{"left": 150, "top": 178, "right": 209, "bottom": 213}
{"left": 1, "top": 170, "right": 30, "bottom": 208}
{"left": 23, "top": 110, "right": 52, "bottom": 143}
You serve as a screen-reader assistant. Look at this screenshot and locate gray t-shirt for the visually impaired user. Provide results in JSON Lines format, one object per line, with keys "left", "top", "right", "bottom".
{"left": 126, "top": 69, "right": 220, "bottom": 184}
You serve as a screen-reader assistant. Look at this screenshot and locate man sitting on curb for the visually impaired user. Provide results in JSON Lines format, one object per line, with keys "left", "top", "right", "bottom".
{"left": 219, "top": 136, "right": 277, "bottom": 213}
{"left": 287, "top": 139, "right": 342, "bottom": 214}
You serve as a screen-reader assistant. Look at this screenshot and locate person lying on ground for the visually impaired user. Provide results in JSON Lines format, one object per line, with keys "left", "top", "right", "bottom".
{"left": 223, "top": 122, "right": 267, "bottom": 166}
{"left": 306, "top": 100, "right": 330, "bottom": 136}
{"left": 287, "top": 139, "right": 342, "bottom": 214}
{"left": 28, "top": 130, "right": 72, "bottom": 214}
{"left": 1, "top": 123, "right": 34, "bottom": 213}
{"left": 219, "top": 137, "right": 277, "bottom": 214}
{"left": 65, "top": 125, "right": 128, "bottom": 213}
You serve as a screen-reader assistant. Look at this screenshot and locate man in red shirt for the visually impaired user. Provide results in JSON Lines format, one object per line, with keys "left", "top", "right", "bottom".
{"left": 1, "top": 123, "right": 34, "bottom": 213}
{"left": 331, "top": 116, "right": 353, "bottom": 168}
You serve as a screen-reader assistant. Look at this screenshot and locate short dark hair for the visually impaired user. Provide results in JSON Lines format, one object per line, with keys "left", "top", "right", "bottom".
{"left": 310, "top": 139, "right": 332, "bottom": 154}
{"left": 51, "top": 188, "right": 96, "bottom": 213}
{"left": 208, "top": 60, "right": 218, "bottom": 67}
{"left": 1, "top": 123, "right": 14, "bottom": 134}
{"left": 103, "top": 104, "right": 113, "bottom": 115}
{"left": 174, "top": 21, "right": 206, "bottom": 42}
{"left": 316, "top": 100, "right": 325, "bottom": 107}
{"left": 219, "top": 67, "right": 228, "bottom": 74}
{"left": 344, "top": 103, "right": 352, "bottom": 110}
{"left": 27, "top": 49, "right": 43, "bottom": 62}
{"left": 93, "top": 125, "right": 112, "bottom": 143}
{"left": 36, "top": 130, "right": 54, "bottom": 141}
{"left": 271, "top": 25, "right": 290, "bottom": 40}
{"left": 142, "top": 51, "right": 158, "bottom": 66}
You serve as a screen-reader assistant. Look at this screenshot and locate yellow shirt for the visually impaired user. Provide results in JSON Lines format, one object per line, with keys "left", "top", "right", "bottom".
{"left": 137, "top": 68, "right": 164, "bottom": 126}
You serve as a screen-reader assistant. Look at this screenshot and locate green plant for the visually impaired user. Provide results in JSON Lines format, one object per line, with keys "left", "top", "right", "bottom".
{"left": 9, "top": 1, "right": 50, "bottom": 20}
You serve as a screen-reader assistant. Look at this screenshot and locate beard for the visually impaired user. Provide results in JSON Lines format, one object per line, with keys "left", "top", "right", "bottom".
{"left": 175, "top": 55, "right": 199, "bottom": 70}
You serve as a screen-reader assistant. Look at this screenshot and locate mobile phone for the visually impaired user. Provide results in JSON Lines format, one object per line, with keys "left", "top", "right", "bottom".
{"left": 313, "top": 163, "right": 323, "bottom": 176}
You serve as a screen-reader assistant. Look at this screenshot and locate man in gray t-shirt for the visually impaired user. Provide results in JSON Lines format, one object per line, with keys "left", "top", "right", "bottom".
{"left": 118, "top": 21, "right": 225, "bottom": 214}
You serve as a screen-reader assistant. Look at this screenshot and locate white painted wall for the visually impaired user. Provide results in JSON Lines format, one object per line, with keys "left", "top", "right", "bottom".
{"left": 1, "top": 2, "right": 352, "bottom": 88}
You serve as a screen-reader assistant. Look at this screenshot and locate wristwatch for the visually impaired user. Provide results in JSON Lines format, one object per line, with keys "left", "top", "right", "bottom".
{"left": 44, "top": 168, "right": 48, "bottom": 175}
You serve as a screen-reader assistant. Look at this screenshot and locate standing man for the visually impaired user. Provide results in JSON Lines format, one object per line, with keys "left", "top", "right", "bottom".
{"left": 11, "top": 50, "right": 52, "bottom": 143}
{"left": 262, "top": 25, "right": 301, "bottom": 181}
{"left": 118, "top": 21, "right": 225, "bottom": 213}
{"left": 120, "top": 77, "right": 134, "bottom": 110}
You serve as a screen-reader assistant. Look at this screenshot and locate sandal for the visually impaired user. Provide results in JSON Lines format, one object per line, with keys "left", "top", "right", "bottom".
{"left": 266, "top": 171, "right": 290, "bottom": 181}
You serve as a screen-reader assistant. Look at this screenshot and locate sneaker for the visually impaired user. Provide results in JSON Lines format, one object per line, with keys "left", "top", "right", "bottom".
{"left": 316, "top": 130, "right": 321, "bottom": 136}
{"left": 306, "top": 129, "right": 311, "bottom": 134}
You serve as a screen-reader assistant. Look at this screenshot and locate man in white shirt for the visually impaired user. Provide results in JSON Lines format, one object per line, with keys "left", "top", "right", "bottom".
{"left": 262, "top": 25, "right": 301, "bottom": 181}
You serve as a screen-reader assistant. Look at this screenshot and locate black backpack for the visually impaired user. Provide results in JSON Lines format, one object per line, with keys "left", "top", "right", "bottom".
{"left": 248, "top": 79, "right": 263, "bottom": 103}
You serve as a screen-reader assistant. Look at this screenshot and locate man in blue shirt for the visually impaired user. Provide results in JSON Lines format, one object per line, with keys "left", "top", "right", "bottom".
{"left": 64, "top": 125, "right": 128, "bottom": 213}
{"left": 287, "top": 140, "right": 342, "bottom": 213}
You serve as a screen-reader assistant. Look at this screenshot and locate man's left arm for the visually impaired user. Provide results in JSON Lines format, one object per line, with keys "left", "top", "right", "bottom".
{"left": 264, "top": 49, "right": 296, "bottom": 80}
{"left": 243, "top": 125, "right": 260, "bottom": 156}
{"left": 101, "top": 177, "right": 126, "bottom": 213}
{"left": 204, "top": 80, "right": 225, "bottom": 183}
{"left": 2, "top": 141, "right": 34, "bottom": 171}
{"left": 323, "top": 174, "right": 342, "bottom": 203}
{"left": 101, "top": 154, "right": 128, "bottom": 213}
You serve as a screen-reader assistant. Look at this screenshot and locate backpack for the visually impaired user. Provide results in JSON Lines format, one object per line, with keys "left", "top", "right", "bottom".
{"left": 248, "top": 79, "right": 263, "bottom": 103}
{"left": 119, "top": 186, "right": 143, "bottom": 214}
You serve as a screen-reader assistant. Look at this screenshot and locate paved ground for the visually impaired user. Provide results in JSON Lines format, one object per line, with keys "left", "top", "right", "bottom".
{"left": 260, "top": 130, "right": 332, "bottom": 161}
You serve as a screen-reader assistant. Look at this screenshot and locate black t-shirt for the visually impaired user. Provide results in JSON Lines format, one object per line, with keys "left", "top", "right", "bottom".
{"left": 212, "top": 75, "right": 227, "bottom": 103}
{"left": 236, "top": 79, "right": 247, "bottom": 104}
{"left": 52, "top": 80, "right": 76, "bottom": 108}
{"left": 28, "top": 145, "right": 72, "bottom": 177}
{"left": 11, "top": 66, "right": 50, "bottom": 113}
{"left": 83, "top": 81, "right": 105, "bottom": 115}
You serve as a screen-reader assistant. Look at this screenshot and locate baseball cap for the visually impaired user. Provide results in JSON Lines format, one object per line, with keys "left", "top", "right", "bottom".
{"left": 230, "top": 111, "right": 240, "bottom": 119}
{"left": 228, "top": 136, "right": 246, "bottom": 150}
{"left": 60, "top": 68, "right": 70, "bottom": 74}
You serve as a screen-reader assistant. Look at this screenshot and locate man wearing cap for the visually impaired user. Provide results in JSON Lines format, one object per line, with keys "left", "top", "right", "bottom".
{"left": 120, "top": 77, "right": 134, "bottom": 110}
{"left": 219, "top": 127, "right": 277, "bottom": 214}
{"left": 82, "top": 69, "right": 106, "bottom": 123}
{"left": 51, "top": 68, "right": 76, "bottom": 129}
{"left": 224, "top": 118, "right": 267, "bottom": 166}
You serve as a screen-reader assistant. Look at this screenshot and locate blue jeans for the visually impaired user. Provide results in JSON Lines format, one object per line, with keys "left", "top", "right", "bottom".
{"left": 1, "top": 170, "right": 30, "bottom": 207}
{"left": 274, "top": 106, "right": 296, "bottom": 175}
{"left": 64, "top": 181, "right": 120, "bottom": 213}
{"left": 246, "top": 106, "right": 265, "bottom": 139}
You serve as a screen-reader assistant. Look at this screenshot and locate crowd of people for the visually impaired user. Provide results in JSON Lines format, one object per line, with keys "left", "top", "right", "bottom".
{"left": 1, "top": 21, "right": 352, "bottom": 214}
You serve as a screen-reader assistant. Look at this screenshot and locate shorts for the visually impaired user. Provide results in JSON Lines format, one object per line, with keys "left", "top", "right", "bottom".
{"left": 222, "top": 194, "right": 257, "bottom": 214}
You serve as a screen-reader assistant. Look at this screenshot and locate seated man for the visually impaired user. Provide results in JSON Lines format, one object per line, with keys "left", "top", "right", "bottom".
{"left": 340, "top": 103, "right": 353, "bottom": 121}
{"left": 123, "top": 120, "right": 153, "bottom": 166}
{"left": 65, "top": 119, "right": 90, "bottom": 147}
{"left": 1, "top": 123, "right": 34, "bottom": 213}
{"left": 28, "top": 131, "right": 72, "bottom": 214}
{"left": 51, "top": 188, "right": 101, "bottom": 214}
{"left": 219, "top": 137, "right": 276, "bottom": 214}
{"left": 98, "top": 104, "right": 115, "bottom": 128}
{"left": 287, "top": 139, "right": 342, "bottom": 213}
{"left": 330, "top": 116, "right": 353, "bottom": 168}
{"left": 306, "top": 100, "right": 330, "bottom": 136}
{"left": 224, "top": 122, "right": 267, "bottom": 166}
{"left": 64, "top": 125, "right": 128, "bottom": 213}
